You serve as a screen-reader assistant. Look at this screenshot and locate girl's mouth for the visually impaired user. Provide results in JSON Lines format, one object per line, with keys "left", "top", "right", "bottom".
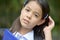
{"left": 23, "top": 19, "right": 30, "bottom": 24}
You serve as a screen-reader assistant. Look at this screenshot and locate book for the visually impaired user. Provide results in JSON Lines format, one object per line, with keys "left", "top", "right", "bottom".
{"left": 3, "top": 29, "right": 18, "bottom": 40}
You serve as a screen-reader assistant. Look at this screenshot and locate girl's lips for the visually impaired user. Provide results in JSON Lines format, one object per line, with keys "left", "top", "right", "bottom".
{"left": 23, "top": 19, "right": 30, "bottom": 24}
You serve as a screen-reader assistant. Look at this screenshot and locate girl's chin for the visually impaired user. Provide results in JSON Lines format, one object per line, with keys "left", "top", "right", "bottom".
{"left": 21, "top": 23, "right": 32, "bottom": 29}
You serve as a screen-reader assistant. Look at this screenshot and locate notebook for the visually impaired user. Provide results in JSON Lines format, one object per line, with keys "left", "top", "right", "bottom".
{"left": 3, "top": 29, "right": 18, "bottom": 40}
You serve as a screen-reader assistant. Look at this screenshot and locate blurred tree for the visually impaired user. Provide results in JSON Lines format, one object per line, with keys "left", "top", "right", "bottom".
{"left": 0, "top": 0, "right": 24, "bottom": 28}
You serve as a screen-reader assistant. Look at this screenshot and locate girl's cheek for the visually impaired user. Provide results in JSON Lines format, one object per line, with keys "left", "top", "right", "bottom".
{"left": 32, "top": 18, "right": 38, "bottom": 22}
{"left": 22, "top": 10, "right": 27, "bottom": 14}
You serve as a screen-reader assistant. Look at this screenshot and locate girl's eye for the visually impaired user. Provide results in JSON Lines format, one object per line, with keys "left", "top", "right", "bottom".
{"left": 25, "top": 9, "right": 30, "bottom": 12}
{"left": 34, "top": 14, "right": 39, "bottom": 17}
{"left": 34, "top": 13, "right": 39, "bottom": 17}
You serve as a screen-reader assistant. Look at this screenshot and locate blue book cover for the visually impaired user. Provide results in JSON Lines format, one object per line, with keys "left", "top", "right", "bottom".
{"left": 3, "top": 29, "right": 18, "bottom": 40}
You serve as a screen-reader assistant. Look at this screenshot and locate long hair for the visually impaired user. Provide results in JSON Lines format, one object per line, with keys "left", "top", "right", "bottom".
{"left": 10, "top": 0, "right": 50, "bottom": 40}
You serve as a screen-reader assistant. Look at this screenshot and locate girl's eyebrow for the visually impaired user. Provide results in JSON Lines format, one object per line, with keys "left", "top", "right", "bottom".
{"left": 26, "top": 6, "right": 31, "bottom": 9}
{"left": 34, "top": 12, "right": 40, "bottom": 16}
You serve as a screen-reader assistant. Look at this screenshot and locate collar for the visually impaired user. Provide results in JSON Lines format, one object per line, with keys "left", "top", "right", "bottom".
{"left": 13, "top": 30, "right": 34, "bottom": 40}
{"left": 23, "top": 30, "right": 34, "bottom": 40}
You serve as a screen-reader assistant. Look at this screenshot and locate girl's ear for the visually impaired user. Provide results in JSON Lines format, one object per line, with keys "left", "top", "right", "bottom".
{"left": 37, "top": 19, "right": 45, "bottom": 26}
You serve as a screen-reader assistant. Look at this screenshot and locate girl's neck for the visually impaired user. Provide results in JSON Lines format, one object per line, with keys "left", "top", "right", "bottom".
{"left": 19, "top": 27, "right": 32, "bottom": 35}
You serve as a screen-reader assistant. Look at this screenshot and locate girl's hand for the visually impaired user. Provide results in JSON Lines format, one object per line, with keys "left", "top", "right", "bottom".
{"left": 43, "top": 16, "right": 55, "bottom": 33}
{"left": 43, "top": 16, "right": 55, "bottom": 40}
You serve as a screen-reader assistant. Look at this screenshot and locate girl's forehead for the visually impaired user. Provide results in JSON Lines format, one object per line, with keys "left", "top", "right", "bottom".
{"left": 25, "top": 1, "right": 42, "bottom": 14}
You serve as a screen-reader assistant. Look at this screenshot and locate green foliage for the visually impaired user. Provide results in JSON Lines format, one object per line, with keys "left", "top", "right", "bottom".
{"left": 0, "top": 0, "right": 24, "bottom": 28}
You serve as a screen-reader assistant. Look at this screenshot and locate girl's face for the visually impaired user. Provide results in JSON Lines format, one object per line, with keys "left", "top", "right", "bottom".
{"left": 20, "top": 1, "right": 43, "bottom": 29}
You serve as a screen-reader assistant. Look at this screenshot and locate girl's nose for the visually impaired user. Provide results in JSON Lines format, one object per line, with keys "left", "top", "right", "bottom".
{"left": 26, "top": 12, "right": 32, "bottom": 19}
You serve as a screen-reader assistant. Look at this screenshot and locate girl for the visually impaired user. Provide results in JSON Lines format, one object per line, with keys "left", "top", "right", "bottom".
{"left": 10, "top": 0, "right": 55, "bottom": 40}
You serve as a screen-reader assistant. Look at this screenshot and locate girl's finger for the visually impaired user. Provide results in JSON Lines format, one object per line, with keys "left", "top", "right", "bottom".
{"left": 48, "top": 16, "right": 55, "bottom": 29}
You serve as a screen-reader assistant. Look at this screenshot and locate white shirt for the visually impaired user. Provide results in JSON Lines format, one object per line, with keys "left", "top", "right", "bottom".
{"left": 13, "top": 30, "right": 34, "bottom": 40}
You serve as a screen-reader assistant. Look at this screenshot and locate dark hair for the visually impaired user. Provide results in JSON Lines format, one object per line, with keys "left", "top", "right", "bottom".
{"left": 10, "top": 0, "right": 50, "bottom": 40}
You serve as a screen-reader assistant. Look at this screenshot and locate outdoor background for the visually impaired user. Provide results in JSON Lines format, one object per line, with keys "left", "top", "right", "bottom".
{"left": 0, "top": 0, "right": 60, "bottom": 40}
